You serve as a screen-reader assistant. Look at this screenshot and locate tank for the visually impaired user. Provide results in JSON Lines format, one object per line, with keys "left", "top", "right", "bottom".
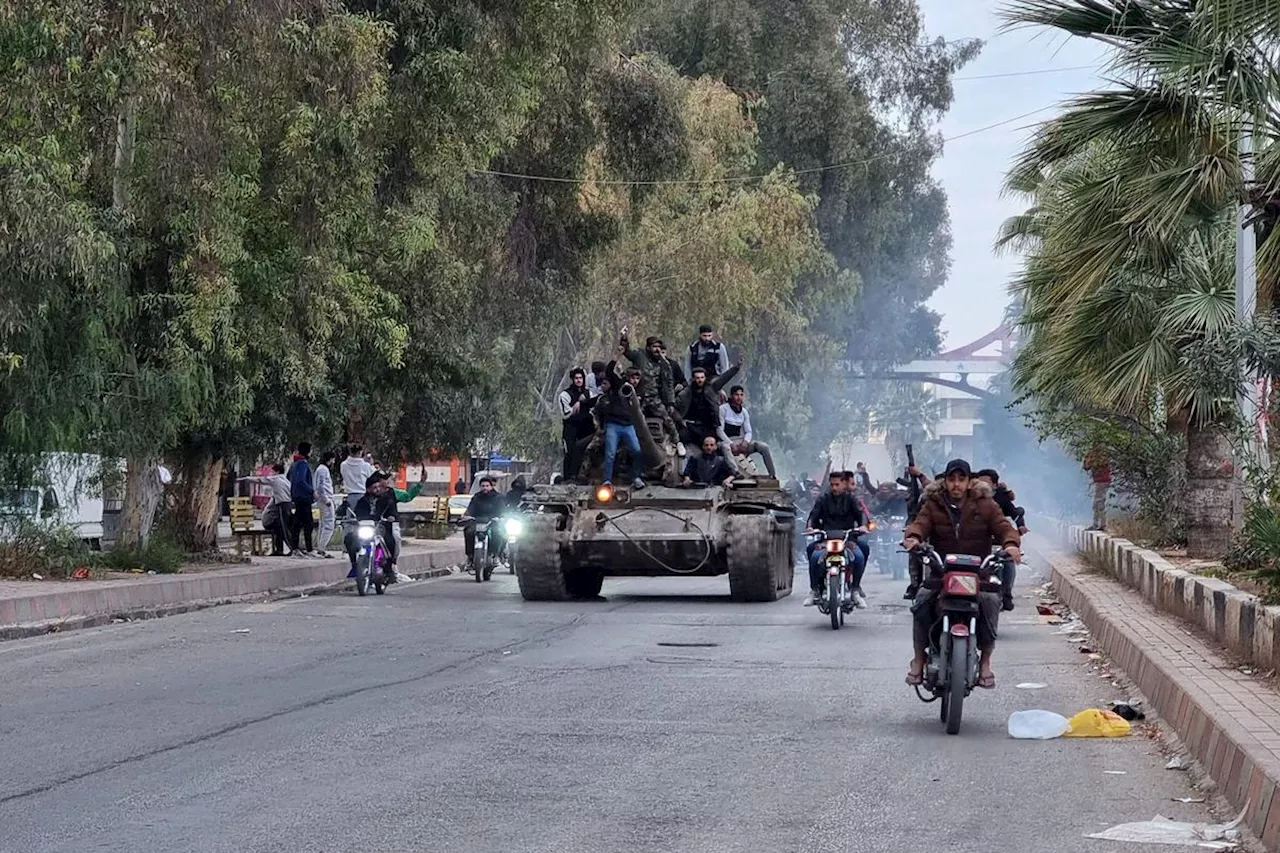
{"left": 512, "top": 482, "right": 795, "bottom": 601}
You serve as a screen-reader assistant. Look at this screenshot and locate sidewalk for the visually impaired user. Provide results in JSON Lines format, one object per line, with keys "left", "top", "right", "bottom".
{"left": 0, "top": 537, "right": 466, "bottom": 641}
{"left": 1028, "top": 535, "right": 1280, "bottom": 850}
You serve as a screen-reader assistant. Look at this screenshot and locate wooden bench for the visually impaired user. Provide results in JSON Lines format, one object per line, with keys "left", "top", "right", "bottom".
{"left": 229, "top": 496, "right": 268, "bottom": 556}
{"left": 402, "top": 496, "right": 451, "bottom": 539}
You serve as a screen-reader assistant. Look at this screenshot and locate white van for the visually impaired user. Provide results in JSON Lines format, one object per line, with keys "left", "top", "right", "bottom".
{"left": 0, "top": 453, "right": 120, "bottom": 550}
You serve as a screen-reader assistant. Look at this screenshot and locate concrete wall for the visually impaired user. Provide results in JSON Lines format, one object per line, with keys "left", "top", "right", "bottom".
{"left": 1041, "top": 518, "right": 1280, "bottom": 674}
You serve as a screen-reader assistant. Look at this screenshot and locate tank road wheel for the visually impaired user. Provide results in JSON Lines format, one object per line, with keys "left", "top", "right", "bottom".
{"left": 773, "top": 522, "right": 795, "bottom": 598}
{"left": 513, "top": 515, "right": 569, "bottom": 601}
{"left": 566, "top": 567, "right": 605, "bottom": 600}
{"left": 727, "top": 514, "right": 780, "bottom": 602}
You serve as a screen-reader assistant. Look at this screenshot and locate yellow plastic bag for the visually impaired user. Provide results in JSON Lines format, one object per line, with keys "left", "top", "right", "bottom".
{"left": 1064, "top": 708, "right": 1132, "bottom": 738}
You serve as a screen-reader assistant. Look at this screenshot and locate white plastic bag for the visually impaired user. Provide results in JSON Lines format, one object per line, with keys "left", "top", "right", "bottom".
{"left": 1084, "top": 810, "right": 1244, "bottom": 848}
{"left": 1008, "top": 710, "right": 1071, "bottom": 739}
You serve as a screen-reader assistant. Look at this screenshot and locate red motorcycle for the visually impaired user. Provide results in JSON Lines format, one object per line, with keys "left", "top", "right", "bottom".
{"left": 807, "top": 524, "right": 873, "bottom": 630}
{"left": 910, "top": 545, "right": 1008, "bottom": 734}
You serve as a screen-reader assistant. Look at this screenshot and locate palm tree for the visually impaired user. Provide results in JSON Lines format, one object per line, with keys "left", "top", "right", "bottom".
{"left": 870, "top": 382, "right": 944, "bottom": 472}
{"left": 996, "top": 0, "right": 1280, "bottom": 557}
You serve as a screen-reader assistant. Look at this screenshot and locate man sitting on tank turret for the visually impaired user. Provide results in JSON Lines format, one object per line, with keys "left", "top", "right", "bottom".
{"left": 674, "top": 362, "right": 740, "bottom": 466}
{"left": 682, "top": 435, "right": 736, "bottom": 487}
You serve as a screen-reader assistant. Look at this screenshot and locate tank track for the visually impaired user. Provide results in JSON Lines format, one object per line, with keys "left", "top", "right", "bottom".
{"left": 513, "top": 514, "right": 569, "bottom": 601}
{"left": 726, "top": 514, "right": 791, "bottom": 602}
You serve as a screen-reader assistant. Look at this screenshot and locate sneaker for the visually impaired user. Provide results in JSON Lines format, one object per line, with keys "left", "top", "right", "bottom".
{"left": 803, "top": 590, "right": 820, "bottom": 606}
{"left": 853, "top": 590, "right": 868, "bottom": 609}
{"left": 676, "top": 444, "right": 688, "bottom": 457}
{"left": 631, "top": 477, "right": 647, "bottom": 490}
{"left": 317, "top": 551, "right": 332, "bottom": 559}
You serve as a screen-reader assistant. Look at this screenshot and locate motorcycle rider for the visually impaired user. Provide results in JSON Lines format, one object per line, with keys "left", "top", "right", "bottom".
{"left": 682, "top": 435, "right": 736, "bottom": 487}
{"left": 464, "top": 476, "right": 507, "bottom": 567}
{"left": 804, "top": 470, "right": 870, "bottom": 609}
{"left": 344, "top": 473, "right": 399, "bottom": 581}
{"left": 719, "top": 385, "right": 778, "bottom": 479}
{"left": 975, "top": 468, "right": 1026, "bottom": 612}
{"left": 901, "top": 458, "right": 1022, "bottom": 689}
{"left": 842, "top": 470, "right": 874, "bottom": 570}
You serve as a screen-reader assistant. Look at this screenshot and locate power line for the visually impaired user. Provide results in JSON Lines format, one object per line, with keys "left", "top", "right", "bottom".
{"left": 953, "top": 65, "right": 1096, "bottom": 81}
{"left": 472, "top": 105, "right": 1057, "bottom": 187}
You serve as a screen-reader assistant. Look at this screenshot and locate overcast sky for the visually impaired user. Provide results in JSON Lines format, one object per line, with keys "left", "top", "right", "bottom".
{"left": 916, "top": 0, "right": 1110, "bottom": 348}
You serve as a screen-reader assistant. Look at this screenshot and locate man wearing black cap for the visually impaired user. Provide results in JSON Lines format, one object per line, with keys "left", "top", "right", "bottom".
{"left": 344, "top": 472, "right": 399, "bottom": 580}
{"left": 902, "top": 458, "right": 1022, "bottom": 689}
{"left": 687, "top": 324, "right": 730, "bottom": 381}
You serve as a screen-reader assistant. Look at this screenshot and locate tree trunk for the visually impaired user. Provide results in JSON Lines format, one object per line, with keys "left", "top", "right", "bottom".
{"left": 1185, "top": 421, "right": 1237, "bottom": 559}
{"left": 171, "top": 448, "right": 224, "bottom": 552}
{"left": 118, "top": 457, "right": 162, "bottom": 550}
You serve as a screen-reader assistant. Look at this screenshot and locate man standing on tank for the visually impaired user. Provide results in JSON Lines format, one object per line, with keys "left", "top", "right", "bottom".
{"left": 686, "top": 323, "right": 730, "bottom": 383}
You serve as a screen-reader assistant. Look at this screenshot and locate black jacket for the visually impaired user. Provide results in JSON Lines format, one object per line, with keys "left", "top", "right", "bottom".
{"left": 353, "top": 491, "right": 398, "bottom": 523}
{"left": 469, "top": 489, "right": 505, "bottom": 522}
{"left": 593, "top": 388, "right": 632, "bottom": 427}
{"left": 807, "top": 491, "right": 867, "bottom": 532}
{"left": 683, "top": 453, "right": 733, "bottom": 485}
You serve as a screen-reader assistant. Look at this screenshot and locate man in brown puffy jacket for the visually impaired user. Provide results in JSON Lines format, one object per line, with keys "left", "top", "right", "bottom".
{"left": 902, "top": 458, "right": 1022, "bottom": 689}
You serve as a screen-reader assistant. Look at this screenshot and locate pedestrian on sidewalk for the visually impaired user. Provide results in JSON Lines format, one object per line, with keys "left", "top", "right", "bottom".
{"left": 288, "top": 442, "right": 315, "bottom": 556}
{"left": 314, "top": 450, "right": 337, "bottom": 558}
{"left": 239, "top": 464, "right": 293, "bottom": 556}
{"left": 341, "top": 444, "right": 373, "bottom": 511}
{"left": 1083, "top": 447, "right": 1112, "bottom": 531}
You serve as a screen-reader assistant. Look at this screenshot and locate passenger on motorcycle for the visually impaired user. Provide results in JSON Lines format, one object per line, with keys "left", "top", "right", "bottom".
{"left": 344, "top": 473, "right": 400, "bottom": 581}
{"left": 902, "top": 458, "right": 1022, "bottom": 689}
{"left": 464, "top": 476, "right": 507, "bottom": 567}
{"left": 804, "top": 471, "right": 869, "bottom": 609}
{"left": 841, "top": 471, "right": 874, "bottom": 570}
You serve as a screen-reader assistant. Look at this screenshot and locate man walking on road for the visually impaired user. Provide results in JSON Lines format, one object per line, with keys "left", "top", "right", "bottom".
{"left": 288, "top": 442, "right": 315, "bottom": 556}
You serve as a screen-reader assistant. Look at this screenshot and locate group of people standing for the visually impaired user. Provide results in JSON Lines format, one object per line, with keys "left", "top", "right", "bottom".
{"left": 558, "top": 324, "right": 778, "bottom": 487}
{"left": 239, "top": 443, "right": 395, "bottom": 559}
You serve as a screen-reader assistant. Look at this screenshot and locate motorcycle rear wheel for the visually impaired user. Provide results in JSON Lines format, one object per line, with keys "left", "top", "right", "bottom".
{"left": 944, "top": 636, "right": 969, "bottom": 735}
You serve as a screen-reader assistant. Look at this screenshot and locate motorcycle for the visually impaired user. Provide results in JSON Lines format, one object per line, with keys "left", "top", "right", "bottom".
{"left": 500, "top": 513, "right": 525, "bottom": 573}
{"left": 807, "top": 526, "right": 870, "bottom": 630}
{"left": 344, "top": 514, "right": 392, "bottom": 596}
{"left": 459, "top": 516, "right": 505, "bottom": 582}
{"left": 910, "top": 544, "right": 1009, "bottom": 735}
{"left": 871, "top": 513, "right": 907, "bottom": 580}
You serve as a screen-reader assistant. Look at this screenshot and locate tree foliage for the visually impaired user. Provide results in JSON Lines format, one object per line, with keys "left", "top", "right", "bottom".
{"left": 1, "top": 0, "right": 975, "bottom": 550}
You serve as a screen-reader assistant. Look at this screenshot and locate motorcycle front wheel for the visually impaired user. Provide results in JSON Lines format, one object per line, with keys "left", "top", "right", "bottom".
{"left": 944, "top": 636, "right": 969, "bottom": 735}
{"left": 355, "top": 554, "right": 370, "bottom": 597}
{"left": 828, "top": 576, "right": 842, "bottom": 630}
{"left": 474, "top": 542, "right": 487, "bottom": 582}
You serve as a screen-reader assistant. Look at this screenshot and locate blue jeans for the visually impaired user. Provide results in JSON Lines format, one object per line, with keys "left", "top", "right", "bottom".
{"left": 808, "top": 540, "right": 867, "bottom": 593}
{"left": 603, "top": 421, "right": 642, "bottom": 484}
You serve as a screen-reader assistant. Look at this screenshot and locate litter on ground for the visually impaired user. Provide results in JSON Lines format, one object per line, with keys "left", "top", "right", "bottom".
{"left": 1084, "top": 808, "right": 1245, "bottom": 848}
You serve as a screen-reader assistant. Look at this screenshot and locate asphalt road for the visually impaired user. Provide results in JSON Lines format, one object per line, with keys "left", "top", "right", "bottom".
{"left": 0, "top": 541, "right": 1233, "bottom": 853}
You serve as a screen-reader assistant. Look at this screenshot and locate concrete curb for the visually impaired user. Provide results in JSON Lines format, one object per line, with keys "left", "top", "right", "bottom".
{"left": 0, "top": 548, "right": 464, "bottom": 642}
{"left": 1037, "top": 517, "right": 1280, "bottom": 675}
{"left": 1027, "top": 527, "right": 1280, "bottom": 849}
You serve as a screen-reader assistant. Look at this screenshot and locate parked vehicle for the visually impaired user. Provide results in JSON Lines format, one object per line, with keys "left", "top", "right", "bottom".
{"left": 0, "top": 453, "right": 120, "bottom": 549}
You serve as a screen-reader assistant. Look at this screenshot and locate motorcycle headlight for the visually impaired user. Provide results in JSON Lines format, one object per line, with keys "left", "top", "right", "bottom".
{"left": 357, "top": 523, "right": 375, "bottom": 541}
{"left": 504, "top": 517, "right": 524, "bottom": 538}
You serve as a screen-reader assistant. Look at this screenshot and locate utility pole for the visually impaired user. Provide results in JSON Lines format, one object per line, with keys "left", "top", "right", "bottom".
{"left": 1236, "top": 129, "right": 1268, "bottom": 514}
